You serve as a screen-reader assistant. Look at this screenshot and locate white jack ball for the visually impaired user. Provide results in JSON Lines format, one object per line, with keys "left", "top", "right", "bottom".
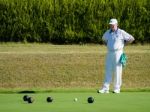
{"left": 74, "top": 98, "right": 78, "bottom": 102}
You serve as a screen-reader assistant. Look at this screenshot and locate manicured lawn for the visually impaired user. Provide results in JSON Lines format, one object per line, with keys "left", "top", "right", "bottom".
{"left": 0, "top": 92, "right": 150, "bottom": 112}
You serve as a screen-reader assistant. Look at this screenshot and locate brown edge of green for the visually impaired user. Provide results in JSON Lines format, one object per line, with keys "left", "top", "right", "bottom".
{"left": 0, "top": 88, "right": 150, "bottom": 94}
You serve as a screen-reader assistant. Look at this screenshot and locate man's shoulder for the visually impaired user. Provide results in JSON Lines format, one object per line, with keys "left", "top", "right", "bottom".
{"left": 118, "top": 28, "right": 126, "bottom": 33}
{"left": 118, "top": 28, "right": 123, "bottom": 32}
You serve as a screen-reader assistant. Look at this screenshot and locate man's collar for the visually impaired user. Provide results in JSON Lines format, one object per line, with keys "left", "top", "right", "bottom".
{"left": 109, "top": 28, "right": 119, "bottom": 33}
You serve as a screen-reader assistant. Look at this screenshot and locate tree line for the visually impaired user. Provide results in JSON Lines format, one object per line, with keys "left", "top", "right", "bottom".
{"left": 0, "top": 0, "right": 149, "bottom": 44}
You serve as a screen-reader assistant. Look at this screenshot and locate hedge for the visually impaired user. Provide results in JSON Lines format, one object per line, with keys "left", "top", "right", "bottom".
{"left": 0, "top": 0, "right": 150, "bottom": 44}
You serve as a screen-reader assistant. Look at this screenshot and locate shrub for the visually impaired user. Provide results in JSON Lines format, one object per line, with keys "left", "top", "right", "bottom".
{"left": 0, "top": 0, "right": 149, "bottom": 44}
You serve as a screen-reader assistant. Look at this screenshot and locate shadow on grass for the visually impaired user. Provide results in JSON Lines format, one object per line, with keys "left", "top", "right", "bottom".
{"left": 18, "top": 90, "right": 36, "bottom": 94}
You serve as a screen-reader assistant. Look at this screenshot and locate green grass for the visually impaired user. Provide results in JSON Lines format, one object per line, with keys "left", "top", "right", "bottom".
{"left": 0, "top": 92, "right": 150, "bottom": 112}
{"left": 0, "top": 43, "right": 150, "bottom": 91}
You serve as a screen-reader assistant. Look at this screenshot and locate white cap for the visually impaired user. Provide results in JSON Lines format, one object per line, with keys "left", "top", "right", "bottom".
{"left": 109, "top": 19, "right": 118, "bottom": 25}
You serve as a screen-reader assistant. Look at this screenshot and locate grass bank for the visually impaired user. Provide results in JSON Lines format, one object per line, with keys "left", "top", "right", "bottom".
{"left": 0, "top": 43, "right": 150, "bottom": 92}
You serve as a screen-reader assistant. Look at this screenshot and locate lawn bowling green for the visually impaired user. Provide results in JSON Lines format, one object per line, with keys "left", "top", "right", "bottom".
{"left": 0, "top": 92, "right": 150, "bottom": 112}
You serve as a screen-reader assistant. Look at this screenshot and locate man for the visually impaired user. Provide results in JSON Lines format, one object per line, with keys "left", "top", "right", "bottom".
{"left": 98, "top": 18, "right": 135, "bottom": 93}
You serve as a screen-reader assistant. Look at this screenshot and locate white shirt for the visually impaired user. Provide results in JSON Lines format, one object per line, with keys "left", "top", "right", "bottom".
{"left": 102, "top": 28, "right": 134, "bottom": 51}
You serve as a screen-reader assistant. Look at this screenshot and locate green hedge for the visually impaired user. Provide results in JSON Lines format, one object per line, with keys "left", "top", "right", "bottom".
{"left": 0, "top": 0, "right": 150, "bottom": 44}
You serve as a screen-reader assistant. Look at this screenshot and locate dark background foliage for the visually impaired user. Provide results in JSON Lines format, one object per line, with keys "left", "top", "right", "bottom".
{"left": 0, "top": 0, "right": 149, "bottom": 44}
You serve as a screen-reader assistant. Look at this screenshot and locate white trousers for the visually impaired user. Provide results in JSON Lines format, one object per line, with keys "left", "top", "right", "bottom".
{"left": 102, "top": 50, "right": 123, "bottom": 90}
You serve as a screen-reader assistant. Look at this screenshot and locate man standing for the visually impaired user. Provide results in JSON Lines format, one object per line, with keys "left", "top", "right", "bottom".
{"left": 98, "top": 18, "right": 135, "bottom": 93}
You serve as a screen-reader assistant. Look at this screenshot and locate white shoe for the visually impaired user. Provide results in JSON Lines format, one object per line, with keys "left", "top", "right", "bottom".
{"left": 97, "top": 89, "right": 109, "bottom": 93}
{"left": 113, "top": 89, "right": 120, "bottom": 93}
